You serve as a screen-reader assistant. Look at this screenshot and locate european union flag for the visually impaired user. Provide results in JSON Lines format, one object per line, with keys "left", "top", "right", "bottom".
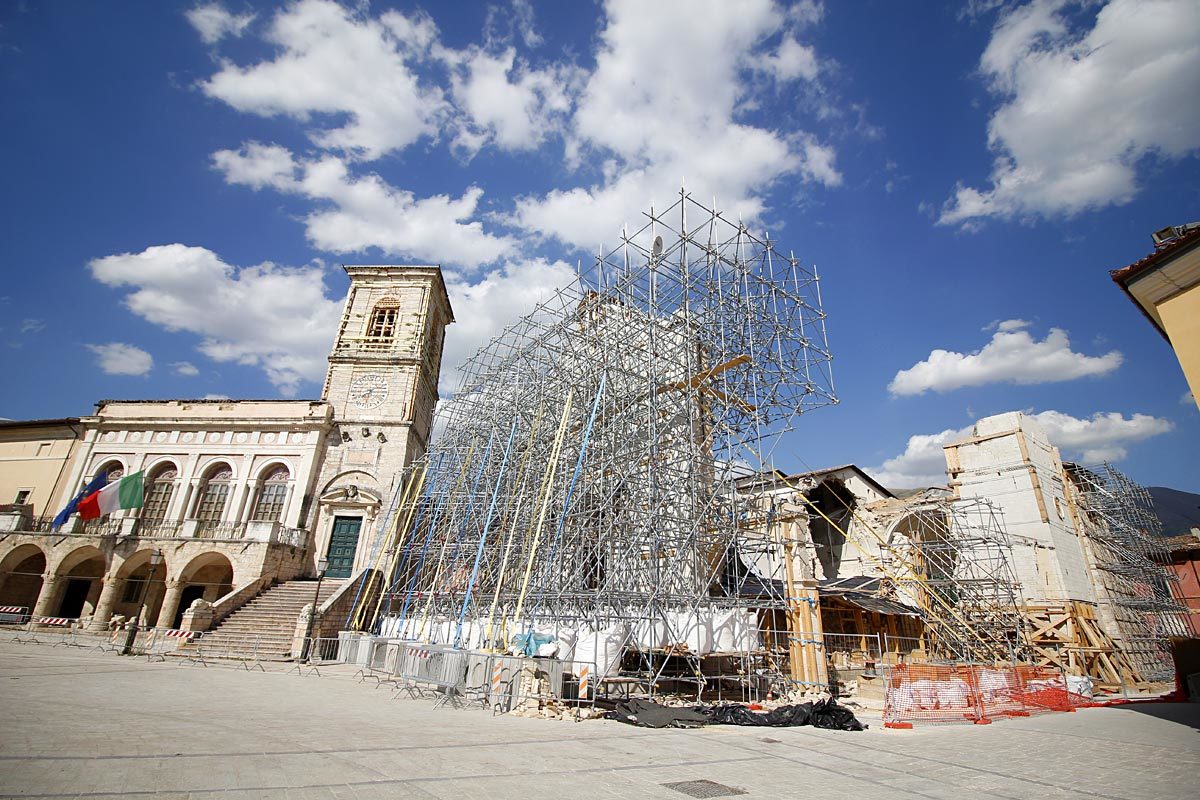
{"left": 51, "top": 472, "right": 109, "bottom": 530}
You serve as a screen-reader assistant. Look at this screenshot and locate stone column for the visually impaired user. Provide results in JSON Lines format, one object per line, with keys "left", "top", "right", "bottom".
{"left": 155, "top": 580, "right": 184, "bottom": 629}
{"left": 88, "top": 574, "right": 126, "bottom": 630}
{"left": 31, "top": 574, "right": 63, "bottom": 619}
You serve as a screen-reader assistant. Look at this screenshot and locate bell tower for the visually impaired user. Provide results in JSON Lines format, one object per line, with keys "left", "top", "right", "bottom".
{"left": 312, "top": 265, "right": 453, "bottom": 576}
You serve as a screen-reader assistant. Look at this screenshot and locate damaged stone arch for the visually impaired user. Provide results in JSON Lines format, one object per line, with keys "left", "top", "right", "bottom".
{"left": 884, "top": 507, "right": 959, "bottom": 610}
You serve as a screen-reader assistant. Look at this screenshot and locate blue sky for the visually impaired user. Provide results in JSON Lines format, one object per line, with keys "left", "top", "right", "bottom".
{"left": 1, "top": 0, "right": 1198, "bottom": 490}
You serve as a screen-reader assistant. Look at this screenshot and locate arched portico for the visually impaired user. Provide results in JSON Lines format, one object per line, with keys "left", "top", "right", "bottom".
{"left": 38, "top": 545, "right": 107, "bottom": 620}
{"left": 0, "top": 544, "right": 46, "bottom": 614}
{"left": 158, "top": 552, "right": 235, "bottom": 629}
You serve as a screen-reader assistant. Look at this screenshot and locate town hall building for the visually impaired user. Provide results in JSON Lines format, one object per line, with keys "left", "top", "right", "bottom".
{"left": 0, "top": 265, "right": 452, "bottom": 644}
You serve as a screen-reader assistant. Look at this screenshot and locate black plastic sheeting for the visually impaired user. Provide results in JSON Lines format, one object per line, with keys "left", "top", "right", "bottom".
{"left": 608, "top": 698, "right": 866, "bottom": 731}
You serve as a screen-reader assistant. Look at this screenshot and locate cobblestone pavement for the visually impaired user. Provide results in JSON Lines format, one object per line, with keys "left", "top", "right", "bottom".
{"left": 0, "top": 641, "right": 1196, "bottom": 800}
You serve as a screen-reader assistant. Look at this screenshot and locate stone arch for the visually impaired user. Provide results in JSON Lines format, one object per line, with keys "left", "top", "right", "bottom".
{"left": 89, "top": 457, "right": 127, "bottom": 483}
{"left": 170, "top": 552, "right": 236, "bottom": 628}
{"left": 0, "top": 543, "right": 47, "bottom": 611}
{"left": 143, "top": 456, "right": 183, "bottom": 476}
{"left": 51, "top": 545, "right": 107, "bottom": 619}
{"left": 196, "top": 457, "right": 238, "bottom": 481}
{"left": 253, "top": 458, "right": 295, "bottom": 482}
{"left": 885, "top": 508, "right": 957, "bottom": 609}
{"left": 111, "top": 548, "right": 168, "bottom": 626}
{"left": 319, "top": 470, "right": 381, "bottom": 502}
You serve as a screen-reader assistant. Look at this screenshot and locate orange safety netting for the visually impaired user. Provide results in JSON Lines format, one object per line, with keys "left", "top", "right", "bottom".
{"left": 883, "top": 663, "right": 1093, "bottom": 728}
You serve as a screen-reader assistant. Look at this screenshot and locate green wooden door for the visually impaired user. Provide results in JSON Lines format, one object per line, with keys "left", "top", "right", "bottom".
{"left": 326, "top": 516, "right": 362, "bottom": 579}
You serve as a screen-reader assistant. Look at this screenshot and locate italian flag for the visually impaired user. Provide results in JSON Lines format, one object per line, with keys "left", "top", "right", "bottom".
{"left": 78, "top": 471, "right": 144, "bottom": 519}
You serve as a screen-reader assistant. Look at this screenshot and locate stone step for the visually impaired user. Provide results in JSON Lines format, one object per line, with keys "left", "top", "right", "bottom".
{"left": 198, "top": 579, "right": 349, "bottom": 646}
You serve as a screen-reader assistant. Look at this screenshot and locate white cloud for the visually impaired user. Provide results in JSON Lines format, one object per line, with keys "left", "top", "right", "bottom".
{"left": 213, "top": 142, "right": 515, "bottom": 268}
{"left": 759, "top": 36, "right": 819, "bottom": 82}
{"left": 440, "top": 258, "right": 577, "bottom": 393}
{"left": 483, "top": 0, "right": 543, "bottom": 49}
{"left": 511, "top": 0, "right": 839, "bottom": 250}
{"left": 87, "top": 343, "right": 154, "bottom": 376}
{"left": 940, "top": 0, "right": 1200, "bottom": 226}
{"left": 197, "top": 0, "right": 844, "bottom": 255}
{"left": 872, "top": 410, "right": 1173, "bottom": 487}
{"left": 186, "top": 3, "right": 255, "bottom": 45}
{"left": 199, "top": 0, "right": 446, "bottom": 160}
{"left": 1182, "top": 390, "right": 1195, "bottom": 407}
{"left": 172, "top": 361, "right": 200, "bottom": 376}
{"left": 89, "top": 244, "right": 342, "bottom": 396}
{"left": 889, "top": 320, "right": 1122, "bottom": 396}
{"left": 19, "top": 319, "right": 45, "bottom": 334}
{"left": 442, "top": 47, "right": 582, "bottom": 156}
{"left": 787, "top": 0, "right": 825, "bottom": 27}
{"left": 203, "top": 393, "right": 231, "bottom": 401}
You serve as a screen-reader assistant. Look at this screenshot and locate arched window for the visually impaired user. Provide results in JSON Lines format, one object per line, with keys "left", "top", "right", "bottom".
{"left": 194, "top": 465, "right": 233, "bottom": 528}
{"left": 94, "top": 461, "right": 124, "bottom": 485}
{"left": 365, "top": 298, "right": 401, "bottom": 345}
{"left": 251, "top": 465, "right": 290, "bottom": 522}
{"left": 141, "top": 466, "right": 178, "bottom": 522}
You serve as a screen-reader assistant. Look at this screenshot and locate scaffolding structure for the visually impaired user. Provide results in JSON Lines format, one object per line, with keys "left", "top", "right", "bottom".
{"left": 1065, "top": 462, "right": 1188, "bottom": 682}
{"left": 875, "top": 495, "right": 1026, "bottom": 664}
{"left": 351, "top": 190, "right": 839, "bottom": 696}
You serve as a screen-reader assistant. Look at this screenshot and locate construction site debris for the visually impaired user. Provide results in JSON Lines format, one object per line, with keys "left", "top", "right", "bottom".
{"left": 608, "top": 698, "right": 866, "bottom": 730}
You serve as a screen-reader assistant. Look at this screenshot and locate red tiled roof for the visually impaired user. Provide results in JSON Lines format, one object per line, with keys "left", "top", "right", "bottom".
{"left": 1108, "top": 227, "right": 1200, "bottom": 340}
{"left": 1110, "top": 226, "right": 1200, "bottom": 286}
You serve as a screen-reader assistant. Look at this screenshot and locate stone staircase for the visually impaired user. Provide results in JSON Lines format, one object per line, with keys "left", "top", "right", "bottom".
{"left": 183, "top": 579, "right": 345, "bottom": 661}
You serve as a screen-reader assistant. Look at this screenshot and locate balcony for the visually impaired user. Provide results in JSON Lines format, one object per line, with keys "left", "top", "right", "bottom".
{"left": 0, "top": 512, "right": 308, "bottom": 549}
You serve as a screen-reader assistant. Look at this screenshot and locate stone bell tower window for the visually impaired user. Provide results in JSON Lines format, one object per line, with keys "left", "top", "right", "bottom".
{"left": 365, "top": 297, "right": 401, "bottom": 347}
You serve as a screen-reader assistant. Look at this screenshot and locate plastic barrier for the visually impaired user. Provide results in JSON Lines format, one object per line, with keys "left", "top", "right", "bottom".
{"left": 884, "top": 663, "right": 1094, "bottom": 728}
{"left": 0, "top": 606, "right": 30, "bottom": 625}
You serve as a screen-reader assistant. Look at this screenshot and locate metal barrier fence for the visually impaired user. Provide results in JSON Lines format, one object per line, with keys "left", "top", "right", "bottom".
{"left": 179, "top": 633, "right": 267, "bottom": 670}
{"left": 12, "top": 617, "right": 85, "bottom": 646}
{"left": 390, "top": 643, "right": 470, "bottom": 706}
{"left": 343, "top": 637, "right": 597, "bottom": 717}
{"left": 883, "top": 663, "right": 1095, "bottom": 728}
{"left": 0, "top": 606, "right": 30, "bottom": 625}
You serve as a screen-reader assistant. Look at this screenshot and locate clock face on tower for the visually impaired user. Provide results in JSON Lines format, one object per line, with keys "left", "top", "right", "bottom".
{"left": 349, "top": 373, "right": 388, "bottom": 410}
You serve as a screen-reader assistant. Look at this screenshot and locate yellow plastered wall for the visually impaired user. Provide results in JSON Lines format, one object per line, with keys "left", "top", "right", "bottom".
{"left": 1158, "top": 285, "right": 1200, "bottom": 410}
{"left": 0, "top": 425, "right": 81, "bottom": 517}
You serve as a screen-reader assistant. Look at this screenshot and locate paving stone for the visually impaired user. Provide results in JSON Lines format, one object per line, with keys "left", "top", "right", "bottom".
{"left": 0, "top": 642, "right": 1195, "bottom": 800}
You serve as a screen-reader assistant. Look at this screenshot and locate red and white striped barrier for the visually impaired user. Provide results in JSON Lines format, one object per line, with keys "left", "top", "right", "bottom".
{"left": 578, "top": 665, "right": 590, "bottom": 699}
{"left": 38, "top": 617, "right": 73, "bottom": 627}
{"left": 165, "top": 630, "right": 195, "bottom": 641}
{"left": 492, "top": 662, "right": 503, "bottom": 697}
{"left": 0, "top": 606, "right": 26, "bottom": 614}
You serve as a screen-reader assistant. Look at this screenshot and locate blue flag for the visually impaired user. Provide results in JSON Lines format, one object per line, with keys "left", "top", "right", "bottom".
{"left": 51, "top": 472, "right": 109, "bottom": 530}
